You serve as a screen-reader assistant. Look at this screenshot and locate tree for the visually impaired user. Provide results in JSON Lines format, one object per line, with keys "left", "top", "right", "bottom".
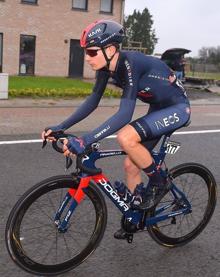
{"left": 123, "top": 8, "right": 158, "bottom": 54}
{"left": 198, "top": 46, "right": 220, "bottom": 65}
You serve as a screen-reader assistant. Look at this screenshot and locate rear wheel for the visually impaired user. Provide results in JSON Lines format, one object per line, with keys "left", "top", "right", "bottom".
{"left": 5, "top": 175, "right": 107, "bottom": 276}
{"left": 148, "top": 163, "right": 217, "bottom": 247}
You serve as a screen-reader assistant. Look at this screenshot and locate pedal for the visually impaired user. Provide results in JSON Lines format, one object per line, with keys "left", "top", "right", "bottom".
{"left": 126, "top": 233, "right": 133, "bottom": 243}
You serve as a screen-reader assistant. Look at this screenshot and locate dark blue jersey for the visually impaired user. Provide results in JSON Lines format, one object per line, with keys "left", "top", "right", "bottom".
{"left": 112, "top": 51, "right": 188, "bottom": 106}
{"left": 56, "top": 51, "right": 189, "bottom": 145}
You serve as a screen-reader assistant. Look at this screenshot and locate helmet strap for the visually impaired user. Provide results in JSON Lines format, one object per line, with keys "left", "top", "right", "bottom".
{"left": 101, "top": 47, "right": 117, "bottom": 70}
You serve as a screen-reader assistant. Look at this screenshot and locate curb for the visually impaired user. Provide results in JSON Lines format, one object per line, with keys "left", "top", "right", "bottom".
{"left": 1, "top": 96, "right": 220, "bottom": 108}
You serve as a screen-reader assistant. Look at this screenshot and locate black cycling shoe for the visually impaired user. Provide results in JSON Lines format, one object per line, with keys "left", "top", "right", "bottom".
{"left": 114, "top": 215, "right": 139, "bottom": 240}
{"left": 132, "top": 180, "right": 172, "bottom": 211}
{"left": 114, "top": 228, "right": 135, "bottom": 243}
{"left": 114, "top": 228, "right": 128, "bottom": 240}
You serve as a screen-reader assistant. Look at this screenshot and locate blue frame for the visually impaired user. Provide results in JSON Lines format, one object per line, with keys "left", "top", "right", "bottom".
{"left": 55, "top": 133, "right": 192, "bottom": 232}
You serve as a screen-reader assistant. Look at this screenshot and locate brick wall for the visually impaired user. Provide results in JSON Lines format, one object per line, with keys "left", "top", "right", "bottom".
{"left": 0, "top": 0, "right": 124, "bottom": 77}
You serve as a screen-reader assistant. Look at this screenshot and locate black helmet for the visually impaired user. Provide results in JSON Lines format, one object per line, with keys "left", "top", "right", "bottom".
{"left": 80, "top": 20, "right": 124, "bottom": 48}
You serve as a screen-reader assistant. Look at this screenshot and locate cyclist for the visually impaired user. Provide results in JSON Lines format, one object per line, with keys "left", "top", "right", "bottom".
{"left": 42, "top": 20, "right": 191, "bottom": 239}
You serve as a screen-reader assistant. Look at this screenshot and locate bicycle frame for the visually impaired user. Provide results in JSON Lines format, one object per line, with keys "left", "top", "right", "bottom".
{"left": 55, "top": 134, "right": 192, "bottom": 232}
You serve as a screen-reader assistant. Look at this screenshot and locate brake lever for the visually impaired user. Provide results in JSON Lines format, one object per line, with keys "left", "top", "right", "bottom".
{"left": 65, "top": 156, "right": 73, "bottom": 170}
{"left": 42, "top": 139, "right": 47, "bottom": 148}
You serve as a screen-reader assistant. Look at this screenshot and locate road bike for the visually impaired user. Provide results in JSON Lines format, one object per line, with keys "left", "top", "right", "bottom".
{"left": 5, "top": 129, "right": 217, "bottom": 276}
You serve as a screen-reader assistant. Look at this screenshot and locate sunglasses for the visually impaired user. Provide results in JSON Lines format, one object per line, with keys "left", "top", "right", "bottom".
{"left": 85, "top": 48, "right": 102, "bottom": 57}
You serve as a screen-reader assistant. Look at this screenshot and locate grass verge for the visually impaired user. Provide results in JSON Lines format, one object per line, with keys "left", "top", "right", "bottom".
{"left": 186, "top": 71, "right": 220, "bottom": 80}
{"left": 9, "top": 76, "right": 120, "bottom": 98}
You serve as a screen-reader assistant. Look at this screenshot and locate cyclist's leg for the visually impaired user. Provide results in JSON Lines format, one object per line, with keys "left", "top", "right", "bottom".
{"left": 117, "top": 125, "right": 153, "bottom": 172}
{"left": 124, "top": 138, "right": 161, "bottom": 192}
{"left": 117, "top": 103, "right": 190, "bottom": 208}
{"left": 123, "top": 157, "right": 141, "bottom": 192}
{"left": 114, "top": 137, "right": 161, "bottom": 240}
{"left": 115, "top": 103, "right": 190, "bottom": 238}
{"left": 118, "top": 103, "right": 190, "bottom": 167}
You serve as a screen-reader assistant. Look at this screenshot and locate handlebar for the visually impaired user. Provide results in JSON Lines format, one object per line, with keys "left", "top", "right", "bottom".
{"left": 42, "top": 131, "right": 102, "bottom": 175}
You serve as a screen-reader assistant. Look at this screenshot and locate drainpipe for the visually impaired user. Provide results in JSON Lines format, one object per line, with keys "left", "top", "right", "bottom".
{"left": 120, "top": 0, "right": 125, "bottom": 51}
{"left": 120, "top": 0, "right": 125, "bottom": 25}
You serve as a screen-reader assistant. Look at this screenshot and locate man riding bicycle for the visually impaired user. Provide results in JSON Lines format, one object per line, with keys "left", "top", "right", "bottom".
{"left": 42, "top": 20, "right": 191, "bottom": 239}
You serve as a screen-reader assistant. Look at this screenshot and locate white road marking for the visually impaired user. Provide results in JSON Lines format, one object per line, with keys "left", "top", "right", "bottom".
{"left": 0, "top": 139, "right": 42, "bottom": 145}
{"left": 0, "top": 129, "right": 220, "bottom": 145}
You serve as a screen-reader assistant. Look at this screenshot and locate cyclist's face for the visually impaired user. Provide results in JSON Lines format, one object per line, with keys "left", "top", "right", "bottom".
{"left": 85, "top": 46, "right": 109, "bottom": 70}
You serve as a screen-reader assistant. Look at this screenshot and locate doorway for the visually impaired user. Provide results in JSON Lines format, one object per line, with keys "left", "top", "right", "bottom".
{"left": 68, "top": 39, "right": 84, "bottom": 78}
{"left": 19, "top": 35, "right": 36, "bottom": 75}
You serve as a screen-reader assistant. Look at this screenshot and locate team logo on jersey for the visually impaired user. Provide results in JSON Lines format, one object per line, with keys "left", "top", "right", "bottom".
{"left": 124, "top": 60, "right": 133, "bottom": 86}
{"left": 148, "top": 74, "right": 167, "bottom": 81}
{"left": 94, "top": 125, "right": 110, "bottom": 138}
{"left": 138, "top": 87, "right": 153, "bottom": 99}
{"left": 135, "top": 122, "right": 147, "bottom": 137}
{"left": 155, "top": 113, "right": 180, "bottom": 130}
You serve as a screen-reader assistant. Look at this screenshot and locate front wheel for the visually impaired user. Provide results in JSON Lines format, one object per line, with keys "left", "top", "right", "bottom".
{"left": 5, "top": 175, "right": 107, "bottom": 276}
{"left": 148, "top": 163, "right": 217, "bottom": 247}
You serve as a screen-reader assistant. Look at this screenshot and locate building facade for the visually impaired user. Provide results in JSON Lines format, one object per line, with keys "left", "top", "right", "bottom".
{"left": 0, "top": 0, "right": 125, "bottom": 78}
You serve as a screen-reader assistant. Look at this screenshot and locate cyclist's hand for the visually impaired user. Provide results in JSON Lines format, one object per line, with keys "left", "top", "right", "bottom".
{"left": 63, "top": 137, "right": 85, "bottom": 156}
{"left": 41, "top": 129, "right": 55, "bottom": 142}
{"left": 41, "top": 126, "right": 63, "bottom": 142}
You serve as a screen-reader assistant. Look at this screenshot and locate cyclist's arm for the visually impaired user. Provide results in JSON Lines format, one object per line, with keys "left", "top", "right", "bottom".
{"left": 82, "top": 98, "right": 136, "bottom": 145}
{"left": 52, "top": 70, "right": 109, "bottom": 131}
{"left": 82, "top": 57, "right": 138, "bottom": 145}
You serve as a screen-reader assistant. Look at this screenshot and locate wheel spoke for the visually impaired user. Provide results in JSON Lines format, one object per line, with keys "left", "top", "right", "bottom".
{"left": 62, "top": 234, "right": 73, "bottom": 259}
{"left": 40, "top": 231, "right": 58, "bottom": 264}
{"left": 148, "top": 164, "right": 216, "bottom": 247}
{"left": 34, "top": 202, "right": 55, "bottom": 222}
{"left": 6, "top": 177, "right": 107, "bottom": 275}
{"left": 21, "top": 223, "right": 53, "bottom": 232}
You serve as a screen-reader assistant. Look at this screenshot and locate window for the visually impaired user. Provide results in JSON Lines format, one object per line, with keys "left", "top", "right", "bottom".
{"left": 72, "top": 0, "right": 88, "bottom": 10}
{"left": 0, "top": 33, "right": 3, "bottom": 73}
{"left": 100, "top": 0, "right": 113, "bottom": 13}
{"left": 21, "top": 0, "right": 38, "bottom": 4}
{"left": 19, "top": 35, "right": 36, "bottom": 75}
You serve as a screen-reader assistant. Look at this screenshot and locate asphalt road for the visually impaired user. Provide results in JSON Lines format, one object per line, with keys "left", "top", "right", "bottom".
{"left": 1, "top": 91, "right": 220, "bottom": 277}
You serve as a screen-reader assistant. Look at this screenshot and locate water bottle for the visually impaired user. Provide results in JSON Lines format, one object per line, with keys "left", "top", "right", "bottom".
{"left": 114, "top": 181, "right": 133, "bottom": 203}
{"left": 132, "top": 183, "right": 145, "bottom": 206}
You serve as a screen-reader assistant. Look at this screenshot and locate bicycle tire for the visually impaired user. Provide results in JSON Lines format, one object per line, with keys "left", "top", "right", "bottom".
{"left": 148, "top": 163, "right": 217, "bottom": 247}
{"left": 5, "top": 175, "right": 107, "bottom": 276}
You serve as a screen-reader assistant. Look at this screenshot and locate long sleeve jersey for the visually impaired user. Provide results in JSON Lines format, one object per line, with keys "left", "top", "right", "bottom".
{"left": 56, "top": 51, "right": 189, "bottom": 145}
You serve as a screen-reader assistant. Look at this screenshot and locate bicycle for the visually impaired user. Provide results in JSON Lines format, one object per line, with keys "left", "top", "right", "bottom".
{"left": 5, "top": 129, "right": 217, "bottom": 276}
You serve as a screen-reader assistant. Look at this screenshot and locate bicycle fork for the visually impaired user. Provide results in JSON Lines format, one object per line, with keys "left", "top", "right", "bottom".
{"left": 54, "top": 176, "right": 91, "bottom": 232}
